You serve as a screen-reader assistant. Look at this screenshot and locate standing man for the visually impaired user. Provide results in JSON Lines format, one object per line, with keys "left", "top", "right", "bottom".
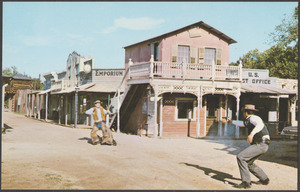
{"left": 85, "top": 100, "right": 111, "bottom": 145}
{"left": 228, "top": 104, "right": 270, "bottom": 189}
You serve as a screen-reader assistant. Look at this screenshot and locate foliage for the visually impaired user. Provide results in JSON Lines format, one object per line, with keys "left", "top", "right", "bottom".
{"left": 32, "top": 78, "right": 44, "bottom": 90}
{"left": 230, "top": 6, "right": 298, "bottom": 79}
{"left": 2, "top": 66, "right": 18, "bottom": 76}
{"left": 2, "top": 65, "right": 43, "bottom": 90}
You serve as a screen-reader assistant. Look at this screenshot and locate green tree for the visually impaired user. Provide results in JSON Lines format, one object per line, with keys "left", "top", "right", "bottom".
{"left": 32, "top": 78, "right": 44, "bottom": 90}
{"left": 3, "top": 66, "right": 18, "bottom": 76}
{"left": 231, "top": 6, "right": 298, "bottom": 79}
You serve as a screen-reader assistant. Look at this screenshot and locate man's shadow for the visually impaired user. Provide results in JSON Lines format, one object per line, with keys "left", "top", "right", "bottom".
{"left": 2, "top": 124, "right": 13, "bottom": 134}
{"left": 78, "top": 136, "right": 103, "bottom": 145}
{"left": 180, "top": 162, "right": 241, "bottom": 187}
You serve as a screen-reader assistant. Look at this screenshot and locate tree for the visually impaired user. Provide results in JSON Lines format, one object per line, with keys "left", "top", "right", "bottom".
{"left": 231, "top": 6, "right": 298, "bottom": 79}
{"left": 32, "top": 78, "right": 44, "bottom": 90}
{"left": 3, "top": 66, "right": 18, "bottom": 76}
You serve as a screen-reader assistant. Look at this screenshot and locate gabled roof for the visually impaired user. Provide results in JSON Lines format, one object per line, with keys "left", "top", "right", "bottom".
{"left": 124, "top": 21, "right": 237, "bottom": 49}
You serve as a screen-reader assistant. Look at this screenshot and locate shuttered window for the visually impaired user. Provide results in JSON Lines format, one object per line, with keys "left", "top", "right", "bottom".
{"left": 199, "top": 48, "right": 205, "bottom": 64}
{"left": 171, "top": 45, "right": 178, "bottom": 62}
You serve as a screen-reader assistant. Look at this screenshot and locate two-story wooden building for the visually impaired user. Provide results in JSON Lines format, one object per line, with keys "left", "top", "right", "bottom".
{"left": 113, "top": 21, "right": 241, "bottom": 138}
{"left": 27, "top": 51, "right": 125, "bottom": 128}
{"left": 113, "top": 21, "right": 297, "bottom": 138}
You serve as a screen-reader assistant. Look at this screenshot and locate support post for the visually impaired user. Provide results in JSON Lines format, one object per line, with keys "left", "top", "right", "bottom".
{"left": 38, "top": 94, "right": 41, "bottom": 120}
{"left": 153, "top": 86, "right": 158, "bottom": 138}
{"left": 159, "top": 96, "right": 163, "bottom": 137}
{"left": 74, "top": 88, "right": 79, "bottom": 128}
{"left": 2, "top": 84, "right": 8, "bottom": 129}
{"left": 218, "top": 95, "right": 223, "bottom": 136}
{"left": 65, "top": 94, "right": 68, "bottom": 125}
{"left": 45, "top": 93, "right": 48, "bottom": 121}
{"left": 58, "top": 95, "right": 61, "bottom": 124}
{"left": 117, "top": 88, "right": 120, "bottom": 133}
{"left": 150, "top": 55, "right": 154, "bottom": 79}
{"left": 196, "top": 86, "right": 202, "bottom": 138}
{"left": 235, "top": 89, "right": 241, "bottom": 138}
{"left": 224, "top": 95, "right": 228, "bottom": 137}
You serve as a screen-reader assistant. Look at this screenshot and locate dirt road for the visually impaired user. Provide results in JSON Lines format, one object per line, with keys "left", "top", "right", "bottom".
{"left": 1, "top": 112, "right": 298, "bottom": 190}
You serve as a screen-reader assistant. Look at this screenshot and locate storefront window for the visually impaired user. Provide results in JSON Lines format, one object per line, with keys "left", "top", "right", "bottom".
{"left": 176, "top": 99, "right": 194, "bottom": 120}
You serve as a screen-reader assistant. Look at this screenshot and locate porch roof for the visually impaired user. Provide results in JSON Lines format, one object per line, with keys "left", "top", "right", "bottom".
{"left": 50, "top": 83, "right": 95, "bottom": 95}
{"left": 81, "top": 83, "right": 122, "bottom": 93}
{"left": 241, "top": 84, "right": 297, "bottom": 95}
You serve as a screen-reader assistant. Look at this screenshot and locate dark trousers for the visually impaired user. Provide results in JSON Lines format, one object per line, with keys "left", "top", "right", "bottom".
{"left": 237, "top": 143, "right": 269, "bottom": 183}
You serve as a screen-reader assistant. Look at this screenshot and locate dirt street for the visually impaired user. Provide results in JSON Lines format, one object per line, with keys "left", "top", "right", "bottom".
{"left": 1, "top": 112, "right": 298, "bottom": 190}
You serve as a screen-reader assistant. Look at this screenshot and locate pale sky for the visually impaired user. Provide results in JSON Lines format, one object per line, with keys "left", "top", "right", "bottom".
{"left": 2, "top": 2, "right": 298, "bottom": 78}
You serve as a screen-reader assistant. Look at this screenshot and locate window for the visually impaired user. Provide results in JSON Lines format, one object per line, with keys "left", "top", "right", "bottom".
{"left": 176, "top": 99, "right": 195, "bottom": 120}
{"left": 178, "top": 45, "right": 190, "bottom": 63}
{"left": 204, "top": 48, "right": 216, "bottom": 65}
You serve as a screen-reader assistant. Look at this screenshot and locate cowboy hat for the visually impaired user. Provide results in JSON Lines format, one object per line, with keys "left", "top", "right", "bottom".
{"left": 242, "top": 104, "right": 259, "bottom": 111}
{"left": 94, "top": 100, "right": 101, "bottom": 104}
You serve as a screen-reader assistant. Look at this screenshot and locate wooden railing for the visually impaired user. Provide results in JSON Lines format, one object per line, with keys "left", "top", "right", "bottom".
{"left": 129, "top": 56, "right": 242, "bottom": 81}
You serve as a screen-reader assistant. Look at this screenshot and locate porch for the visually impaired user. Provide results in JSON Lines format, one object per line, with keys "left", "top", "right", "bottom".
{"left": 128, "top": 56, "right": 243, "bottom": 82}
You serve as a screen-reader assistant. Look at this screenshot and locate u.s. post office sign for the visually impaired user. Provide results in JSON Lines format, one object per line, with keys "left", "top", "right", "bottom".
{"left": 242, "top": 69, "right": 276, "bottom": 85}
{"left": 95, "top": 70, "right": 124, "bottom": 77}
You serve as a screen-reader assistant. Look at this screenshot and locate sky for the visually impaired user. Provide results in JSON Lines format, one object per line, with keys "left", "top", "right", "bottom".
{"left": 2, "top": 2, "right": 298, "bottom": 79}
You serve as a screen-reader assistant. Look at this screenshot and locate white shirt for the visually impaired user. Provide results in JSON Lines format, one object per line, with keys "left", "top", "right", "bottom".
{"left": 85, "top": 107, "right": 110, "bottom": 123}
{"left": 232, "top": 115, "right": 270, "bottom": 140}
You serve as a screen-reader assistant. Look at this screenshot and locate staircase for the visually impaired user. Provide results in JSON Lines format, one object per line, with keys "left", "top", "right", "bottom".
{"left": 109, "top": 84, "right": 147, "bottom": 133}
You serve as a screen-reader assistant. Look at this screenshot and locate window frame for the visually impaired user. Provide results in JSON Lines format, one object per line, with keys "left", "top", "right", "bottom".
{"left": 175, "top": 98, "right": 196, "bottom": 121}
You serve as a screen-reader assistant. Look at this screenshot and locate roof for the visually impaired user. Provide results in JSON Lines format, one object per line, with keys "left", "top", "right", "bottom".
{"left": 51, "top": 83, "right": 95, "bottom": 95}
{"left": 124, "top": 21, "right": 237, "bottom": 49}
{"left": 81, "top": 83, "right": 123, "bottom": 93}
{"left": 12, "top": 73, "right": 32, "bottom": 80}
{"left": 241, "top": 84, "right": 297, "bottom": 95}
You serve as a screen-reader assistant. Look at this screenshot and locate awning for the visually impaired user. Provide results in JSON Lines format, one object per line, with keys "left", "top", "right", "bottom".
{"left": 50, "top": 83, "right": 95, "bottom": 95}
{"left": 81, "top": 83, "right": 123, "bottom": 93}
{"left": 38, "top": 89, "right": 52, "bottom": 95}
{"left": 241, "top": 84, "right": 297, "bottom": 95}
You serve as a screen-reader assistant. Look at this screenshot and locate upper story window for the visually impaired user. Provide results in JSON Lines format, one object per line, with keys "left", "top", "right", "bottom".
{"left": 177, "top": 45, "right": 190, "bottom": 63}
{"left": 172, "top": 45, "right": 221, "bottom": 65}
{"left": 204, "top": 48, "right": 216, "bottom": 65}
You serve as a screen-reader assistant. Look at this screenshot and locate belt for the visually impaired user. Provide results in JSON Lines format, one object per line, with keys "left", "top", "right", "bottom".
{"left": 256, "top": 138, "right": 270, "bottom": 145}
{"left": 94, "top": 121, "right": 104, "bottom": 125}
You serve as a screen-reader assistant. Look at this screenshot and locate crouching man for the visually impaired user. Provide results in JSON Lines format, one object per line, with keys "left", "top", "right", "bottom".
{"left": 227, "top": 104, "right": 270, "bottom": 189}
{"left": 85, "top": 100, "right": 111, "bottom": 145}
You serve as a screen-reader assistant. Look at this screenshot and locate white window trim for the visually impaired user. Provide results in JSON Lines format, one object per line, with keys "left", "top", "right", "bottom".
{"left": 175, "top": 98, "right": 196, "bottom": 121}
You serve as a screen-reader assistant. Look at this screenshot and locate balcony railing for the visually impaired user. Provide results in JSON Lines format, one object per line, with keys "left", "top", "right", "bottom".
{"left": 129, "top": 56, "right": 242, "bottom": 81}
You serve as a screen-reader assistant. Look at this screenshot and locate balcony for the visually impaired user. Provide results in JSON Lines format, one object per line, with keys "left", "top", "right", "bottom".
{"left": 129, "top": 58, "right": 242, "bottom": 82}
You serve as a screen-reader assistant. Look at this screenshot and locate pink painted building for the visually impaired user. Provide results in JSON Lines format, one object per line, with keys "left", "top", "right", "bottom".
{"left": 112, "top": 21, "right": 296, "bottom": 138}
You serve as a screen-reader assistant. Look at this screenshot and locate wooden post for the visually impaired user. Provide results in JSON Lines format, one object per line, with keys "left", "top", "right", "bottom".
{"left": 128, "top": 58, "right": 133, "bottom": 80}
{"left": 45, "top": 93, "right": 48, "bottom": 121}
{"left": 235, "top": 89, "right": 241, "bottom": 138}
{"left": 58, "top": 95, "right": 61, "bottom": 124}
{"left": 218, "top": 95, "right": 223, "bottom": 136}
{"left": 239, "top": 60, "right": 243, "bottom": 81}
{"left": 65, "top": 94, "right": 68, "bottom": 125}
{"left": 117, "top": 88, "right": 120, "bottom": 133}
{"left": 153, "top": 85, "right": 158, "bottom": 138}
{"left": 38, "top": 94, "right": 41, "bottom": 120}
{"left": 150, "top": 55, "right": 154, "bottom": 79}
{"left": 224, "top": 95, "right": 228, "bottom": 136}
{"left": 159, "top": 96, "right": 163, "bottom": 137}
{"left": 196, "top": 86, "right": 202, "bottom": 138}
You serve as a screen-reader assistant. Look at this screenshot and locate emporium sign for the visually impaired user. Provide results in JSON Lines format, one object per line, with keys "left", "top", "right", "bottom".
{"left": 242, "top": 69, "right": 276, "bottom": 85}
{"left": 95, "top": 70, "right": 124, "bottom": 76}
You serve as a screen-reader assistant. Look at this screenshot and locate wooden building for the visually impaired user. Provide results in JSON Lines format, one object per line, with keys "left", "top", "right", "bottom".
{"left": 111, "top": 21, "right": 297, "bottom": 138}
